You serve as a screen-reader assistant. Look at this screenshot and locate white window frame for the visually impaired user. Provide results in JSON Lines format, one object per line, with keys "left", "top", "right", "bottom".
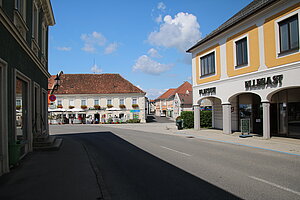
{"left": 57, "top": 99, "right": 62, "bottom": 105}
{"left": 69, "top": 99, "right": 74, "bottom": 106}
{"left": 275, "top": 9, "right": 300, "bottom": 58}
{"left": 233, "top": 34, "right": 250, "bottom": 68}
{"left": 107, "top": 99, "right": 112, "bottom": 105}
{"left": 199, "top": 49, "right": 217, "bottom": 78}
{"left": 132, "top": 98, "right": 138, "bottom": 105}
{"left": 119, "top": 98, "right": 124, "bottom": 105}
{"left": 81, "top": 99, "right": 87, "bottom": 106}
{"left": 94, "top": 99, "right": 99, "bottom": 105}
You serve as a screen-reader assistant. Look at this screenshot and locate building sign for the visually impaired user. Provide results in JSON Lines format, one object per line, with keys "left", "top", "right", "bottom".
{"left": 199, "top": 87, "right": 216, "bottom": 96}
{"left": 130, "top": 110, "right": 140, "bottom": 113}
{"left": 245, "top": 75, "right": 283, "bottom": 90}
{"left": 49, "top": 94, "right": 56, "bottom": 102}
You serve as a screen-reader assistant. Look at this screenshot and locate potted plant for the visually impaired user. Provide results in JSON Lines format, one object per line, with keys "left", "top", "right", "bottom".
{"left": 57, "top": 104, "right": 63, "bottom": 108}
{"left": 119, "top": 104, "right": 126, "bottom": 109}
{"left": 132, "top": 104, "right": 139, "bottom": 108}
{"left": 16, "top": 105, "right": 21, "bottom": 110}
{"left": 81, "top": 105, "right": 87, "bottom": 109}
{"left": 69, "top": 105, "right": 74, "bottom": 109}
{"left": 94, "top": 105, "right": 101, "bottom": 110}
{"left": 107, "top": 104, "right": 113, "bottom": 108}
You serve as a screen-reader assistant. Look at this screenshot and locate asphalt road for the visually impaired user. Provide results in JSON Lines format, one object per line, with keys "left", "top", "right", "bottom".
{"left": 50, "top": 125, "right": 300, "bottom": 200}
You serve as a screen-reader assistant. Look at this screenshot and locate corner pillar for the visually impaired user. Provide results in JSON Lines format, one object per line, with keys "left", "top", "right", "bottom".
{"left": 194, "top": 104, "right": 200, "bottom": 130}
{"left": 222, "top": 103, "right": 232, "bottom": 134}
{"left": 262, "top": 101, "right": 270, "bottom": 139}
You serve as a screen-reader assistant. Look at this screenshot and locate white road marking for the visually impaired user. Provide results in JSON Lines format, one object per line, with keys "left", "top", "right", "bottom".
{"left": 249, "top": 176, "right": 300, "bottom": 196}
{"left": 160, "top": 146, "right": 192, "bottom": 157}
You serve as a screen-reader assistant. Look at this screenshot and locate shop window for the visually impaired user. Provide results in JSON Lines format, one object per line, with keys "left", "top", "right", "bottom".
{"left": 200, "top": 52, "right": 215, "bottom": 77}
{"left": 279, "top": 14, "right": 299, "bottom": 54}
{"left": 42, "top": 90, "right": 47, "bottom": 131}
{"left": 235, "top": 37, "right": 248, "bottom": 67}
{"left": 16, "top": 78, "right": 28, "bottom": 140}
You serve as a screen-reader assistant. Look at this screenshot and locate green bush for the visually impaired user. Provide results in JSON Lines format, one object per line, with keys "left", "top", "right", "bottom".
{"left": 181, "top": 111, "right": 194, "bottom": 128}
{"left": 127, "top": 119, "right": 140, "bottom": 123}
{"left": 200, "top": 110, "right": 212, "bottom": 128}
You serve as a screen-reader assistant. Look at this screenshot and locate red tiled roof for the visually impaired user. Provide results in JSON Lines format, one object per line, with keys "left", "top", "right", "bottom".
{"left": 156, "top": 88, "right": 176, "bottom": 100}
{"left": 172, "top": 81, "right": 192, "bottom": 96}
{"left": 178, "top": 91, "right": 193, "bottom": 105}
{"left": 48, "top": 74, "right": 145, "bottom": 94}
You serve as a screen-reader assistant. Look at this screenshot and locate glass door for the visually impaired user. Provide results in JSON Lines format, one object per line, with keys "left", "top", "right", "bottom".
{"left": 16, "top": 78, "right": 28, "bottom": 140}
{"left": 278, "top": 103, "right": 288, "bottom": 135}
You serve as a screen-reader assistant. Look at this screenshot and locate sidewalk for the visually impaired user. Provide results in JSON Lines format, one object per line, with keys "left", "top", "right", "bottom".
{"left": 0, "top": 136, "right": 103, "bottom": 200}
{"left": 101, "top": 123, "right": 300, "bottom": 156}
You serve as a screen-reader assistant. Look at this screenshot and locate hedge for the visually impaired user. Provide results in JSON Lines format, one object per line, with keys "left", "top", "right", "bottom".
{"left": 200, "top": 110, "right": 212, "bottom": 128}
{"left": 180, "top": 110, "right": 212, "bottom": 128}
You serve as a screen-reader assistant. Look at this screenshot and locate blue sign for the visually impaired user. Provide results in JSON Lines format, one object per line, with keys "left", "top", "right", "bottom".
{"left": 130, "top": 110, "right": 140, "bottom": 113}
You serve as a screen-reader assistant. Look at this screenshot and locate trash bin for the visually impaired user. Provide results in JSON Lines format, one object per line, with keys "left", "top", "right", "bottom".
{"left": 8, "top": 142, "right": 21, "bottom": 166}
{"left": 176, "top": 119, "right": 183, "bottom": 130}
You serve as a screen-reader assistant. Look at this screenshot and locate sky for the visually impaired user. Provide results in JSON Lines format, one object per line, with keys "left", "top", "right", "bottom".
{"left": 49, "top": 0, "right": 253, "bottom": 99}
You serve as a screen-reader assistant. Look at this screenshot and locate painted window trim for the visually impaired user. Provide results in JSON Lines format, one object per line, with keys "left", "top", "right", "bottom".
{"left": 69, "top": 99, "right": 74, "bottom": 106}
{"left": 94, "top": 99, "right": 99, "bottom": 105}
{"left": 119, "top": 98, "right": 125, "bottom": 105}
{"left": 274, "top": 9, "right": 300, "bottom": 58}
{"left": 233, "top": 34, "right": 250, "bottom": 68}
{"left": 107, "top": 99, "right": 112, "bottom": 105}
{"left": 199, "top": 49, "right": 216, "bottom": 78}
{"left": 132, "top": 97, "right": 138, "bottom": 104}
{"left": 81, "top": 99, "right": 87, "bottom": 106}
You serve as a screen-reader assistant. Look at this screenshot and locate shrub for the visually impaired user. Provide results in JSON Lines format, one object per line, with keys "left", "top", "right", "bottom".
{"left": 94, "top": 105, "right": 101, "bottom": 110}
{"left": 200, "top": 110, "right": 212, "bottom": 128}
{"left": 127, "top": 119, "right": 140, "bottom": 123}
{"left": 81, "top": 105, "right": 87, "bottom": 109}
{"left": 132, "top": 104, "right": 139, "bottom": 108}
{"left": 69, "top": 106, "right": 74, "bottom": 109}
{"left": 119, "top": 104, "right": 126, "bottom": 109}
{"left": 181, "top": 111, "right": 194, "bottom": 128}
{"left": 107, "top": 104, "right": 113, "bottom": 108}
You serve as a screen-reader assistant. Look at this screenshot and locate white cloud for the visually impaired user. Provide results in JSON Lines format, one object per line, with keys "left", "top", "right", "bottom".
{"left": 157, "top": 2, "right": 166, "bottom": 11}
{"left": 90, "top": 64, "right": 102, "bottom": 73}
{"left": 81, "top": 31, "right": 106, "bottom": 53}
{"left": 147, "top": 48, "right": 161, "bottom": 58}
{"left": 148, "top": 12, "right": 201, "bottom": 52}
{"left": 57, "top": 46, "right": 72, "bottom": 51}
{"left": 132, "top": 55, "right": 172, "bottom": 75}
{"left": 104, "top": 42, "right": 118, "bottom": 54}
{"left": 155, "top": 14, "right": 163, "bottom": 23}
{"left": 145, "top": 88, "right": 168, "bottom": 99}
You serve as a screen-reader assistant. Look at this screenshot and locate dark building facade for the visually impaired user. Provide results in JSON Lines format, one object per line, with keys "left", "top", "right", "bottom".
{"left": 0, "top": 0, "right": 55, "bottom": 175}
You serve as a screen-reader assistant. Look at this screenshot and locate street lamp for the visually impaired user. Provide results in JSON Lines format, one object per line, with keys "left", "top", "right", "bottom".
{"left": 49, "top": 71, "right": 63, "bottom": 94}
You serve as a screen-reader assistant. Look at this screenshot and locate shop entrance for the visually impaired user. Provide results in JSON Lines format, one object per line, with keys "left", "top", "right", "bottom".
{"left": 237, "top": 93, "right": 262, "bottom": 135}
{"left": 270, "top": 88, "right": 300, "bottom": 138}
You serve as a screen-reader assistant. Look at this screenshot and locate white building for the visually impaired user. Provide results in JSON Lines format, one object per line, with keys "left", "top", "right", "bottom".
{"left": 187, "top": 0, "right": 300, "bottom": 139}
{"left": 49, "top": 74, "right": 146, "bottom": 123}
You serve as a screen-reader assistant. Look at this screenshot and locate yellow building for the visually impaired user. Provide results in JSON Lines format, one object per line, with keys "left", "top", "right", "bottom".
{"left": 187, "top": 0, "right": 300, "bottom": 139}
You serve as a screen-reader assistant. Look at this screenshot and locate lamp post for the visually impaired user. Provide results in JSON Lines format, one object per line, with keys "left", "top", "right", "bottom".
{"left": 49, "top": 71, "right": 63, "bottom": 94}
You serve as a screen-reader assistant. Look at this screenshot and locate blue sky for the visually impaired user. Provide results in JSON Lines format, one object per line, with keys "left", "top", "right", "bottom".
{"left": 49, "top": 0, "right": 252, "bottom": 99}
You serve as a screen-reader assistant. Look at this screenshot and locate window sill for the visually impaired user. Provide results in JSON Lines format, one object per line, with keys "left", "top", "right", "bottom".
{"left": 235, "top": 63, "right": 248, "bottom": 69}
{"left": 278, "top": 48, "right": 299, "bottom": 57}
{"left": 200, "top": 73, "right": 216, "bottom": 79}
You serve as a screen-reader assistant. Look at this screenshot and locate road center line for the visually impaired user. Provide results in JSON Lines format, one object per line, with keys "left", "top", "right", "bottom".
{"left": 249, "top": 176, "right": 300, "bottom": 196}
{"left": 160, "top": 146, "right": 192, "bottom": 157}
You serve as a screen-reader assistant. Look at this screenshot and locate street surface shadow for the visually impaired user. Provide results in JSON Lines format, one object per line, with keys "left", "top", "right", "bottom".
{"left": 61, "top": 131, "right": 241, "bottom": 200}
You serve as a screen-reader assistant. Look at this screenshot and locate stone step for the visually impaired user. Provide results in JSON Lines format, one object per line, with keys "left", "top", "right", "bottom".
{"left": 33, "top": 138, "right": 63, "bottom": 151}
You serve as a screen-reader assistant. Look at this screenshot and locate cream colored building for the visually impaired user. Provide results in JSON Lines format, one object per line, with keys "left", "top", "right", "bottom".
{"left": 188, "top": 0, "right": 300, "bottom": 139}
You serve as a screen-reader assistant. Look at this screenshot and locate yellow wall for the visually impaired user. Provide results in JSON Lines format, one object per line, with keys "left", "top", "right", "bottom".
{"left": 264, "top": 3, "right": 300, "bottom": 68}
{"left": 195, "top": 44, "right": 221, "bottom": 84}
{"left": 226, "top": 25, "right": 260, "bottom": 77}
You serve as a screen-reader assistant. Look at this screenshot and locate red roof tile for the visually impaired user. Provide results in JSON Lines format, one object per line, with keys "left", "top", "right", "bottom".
{"left": 172, "top": 81, "right": 192, "bottom": 96}
{"left": 48, "top": 74, "right": 145, "bottom": 94}
{"left": 156, "top": 88, "right": 176, "bottom": 100}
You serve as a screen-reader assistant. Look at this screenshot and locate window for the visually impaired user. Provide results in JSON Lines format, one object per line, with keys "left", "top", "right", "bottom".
{"left": 279, "top": 14, "right": 299, "bottom": 54}
{"left": 57, "top": 99, "right": 62, "bottom": 105}
{"left": 200, "top": 52, "right": 215, "bottom": 76}
{"left": 81, "top": 99, "right": 86, "bottom": 106}
{"left": 132, "top": 98, "right": 137, "bottom": 104}
{"left": 32, "top": 3, "right": 38, "bottom": 40}
{"left": 41, "top": 23, "right": 47, "bottom": 55}
{"left": 236, "top": 37, "right": 248, "bottom": 67}
{"left": 15, "top": 0, "right": 26, "bottom": 19}
{"left": 69, "top": 99, "right": 74, "bottom": 106}
{"left": 120, "top": 98, "right": 124, "bottom": 105}
{"left": 107, "top": 99, "right": 112, "bottom": 105}
{"left": 94, "top": 99, "right": 99, "bottom": 105}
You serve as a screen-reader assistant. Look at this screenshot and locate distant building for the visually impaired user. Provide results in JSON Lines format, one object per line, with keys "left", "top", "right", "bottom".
{"left": 0, "top": 0, "right": 55, "bottom": 175}
{"left": 187, "top": 0, "right": 300, "bottom": 139}
{"left": 48, "top": 74, "right": 147, "bottom": 123}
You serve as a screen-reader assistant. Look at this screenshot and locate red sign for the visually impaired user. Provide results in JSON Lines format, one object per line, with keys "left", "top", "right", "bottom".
{"left": 49, "top": 94, "right": 56, "bottom": 102}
